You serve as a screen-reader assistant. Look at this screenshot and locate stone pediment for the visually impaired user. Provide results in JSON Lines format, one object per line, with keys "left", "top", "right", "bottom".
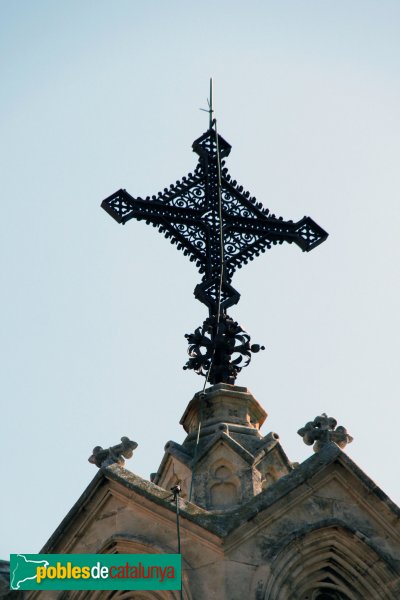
{"left": 41, "top": 466, "right": 218, "bottom": 555}
{"left": 32, "top": 442, "right": 400, "bottom": 599}
{"left": 222, "top": 443, "right": 400, "bottom": 538}
{"left": 26, "top": 383, "right": 400, "bottom": 599}
{"left": 41, "top": 443, "right": 400, "bottom": 547}
{"left": 194, "top": 428, "right": 256, "bottom": 466}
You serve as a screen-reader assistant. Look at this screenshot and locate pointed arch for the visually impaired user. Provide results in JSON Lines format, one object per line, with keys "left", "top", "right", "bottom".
{"left": 61, "top": 535, "right": 192, "bottom": 600}
{"left": 263, "top": 526, "right": 398, "bottom": 600}
{"left": 208, "top": 458, "right": 240, "bottom": 509}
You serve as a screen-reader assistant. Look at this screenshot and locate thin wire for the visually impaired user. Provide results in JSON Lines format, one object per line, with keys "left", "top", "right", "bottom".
{"left": 202, "top": 81, "right": 225, "bottom": 394}
{"left": 174, "top": 492, "right": 183, "bottom": 600}
{"left": 208, "top": 77, "right": 213, "bottom": 129}
{"left": 189, "top": 79, "right": 225, "bottom": 502}
{"left": 211, "top": 117, "right": 225, "bottom": 356}
{"left": 175, "top": 494, "right": 181, "bottom": 554}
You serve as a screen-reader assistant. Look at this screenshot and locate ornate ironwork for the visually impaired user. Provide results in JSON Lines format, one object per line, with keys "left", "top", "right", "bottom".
{"left": 101, "top": 125, "right": 328, "bottom": 384}
{"left": 184, "top": 314, "right": 265, "bottom": 385}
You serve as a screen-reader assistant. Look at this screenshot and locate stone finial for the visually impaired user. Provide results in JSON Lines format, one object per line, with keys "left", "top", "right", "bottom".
{"left": 88, "top": 436, "right": 138, "bottom": 468}
{"left": 297, "top": 413, "right": 353, "bottom": 452}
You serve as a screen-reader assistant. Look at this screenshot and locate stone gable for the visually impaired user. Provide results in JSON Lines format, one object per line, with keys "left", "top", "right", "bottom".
{"left": 20, "top": 386, "right": 400, "bottom": 600}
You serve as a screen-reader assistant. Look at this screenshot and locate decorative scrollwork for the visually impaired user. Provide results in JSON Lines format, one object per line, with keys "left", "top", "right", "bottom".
{"left": 172, "top": 223, "right": 208, "bottom": 253}
{"left": 221, "top": 186, "right": 260, "bottom": 219}
{"left": 224, "top": 229, "right": 270, "bottom": 262}
{"left": 184, "top": 314, "right": 265, "bottom": 385}
{"left": 166, "top": 180, "right": 206, "bottom": 211}
{"left": 101, "top": 126, "right": 328, "bottom": 384}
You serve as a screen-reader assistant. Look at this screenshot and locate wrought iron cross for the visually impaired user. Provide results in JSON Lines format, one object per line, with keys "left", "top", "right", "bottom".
{"left": 101, "top": 124, "right": 328, "bottom": 384}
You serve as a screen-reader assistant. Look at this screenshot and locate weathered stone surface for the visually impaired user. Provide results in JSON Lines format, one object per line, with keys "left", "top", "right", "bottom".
{"left": 23, "top": 386, "right": 400, "bottom": 600}
{"left": 298, "top": 413, "right": 353, "bottom": 452}
{"left": 154, "top": 384, "right": 291, "bottom": 510}
{"left": 88, "top": 436, "right": 138, "bottom": 468}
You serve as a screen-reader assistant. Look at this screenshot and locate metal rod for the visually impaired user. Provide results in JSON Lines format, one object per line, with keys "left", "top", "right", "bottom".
{"left": 173, "top": 488, "right": 183, "bottom": 600}
{"left": 189, "top": 86, "right": 224, "bottom": 501}
{"left": 175, "top": 494, "right": 181, "bottom": 554}
{"left": 209, "top": 77, "right": 213, "bottom": 129}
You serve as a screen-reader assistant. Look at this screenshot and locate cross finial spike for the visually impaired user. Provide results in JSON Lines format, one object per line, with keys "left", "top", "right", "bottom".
{"left": 200, "top": 77, "right": 215, "bottom": 127}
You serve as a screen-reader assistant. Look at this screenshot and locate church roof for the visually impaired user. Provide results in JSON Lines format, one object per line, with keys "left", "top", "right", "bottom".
{"left": 41, "top": 441, "right": 400, "bottom": 553}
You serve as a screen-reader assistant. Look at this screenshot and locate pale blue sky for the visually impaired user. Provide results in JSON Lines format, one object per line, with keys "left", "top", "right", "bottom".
{"left": 1, "top": 1, "right": 400, "bottom": 556}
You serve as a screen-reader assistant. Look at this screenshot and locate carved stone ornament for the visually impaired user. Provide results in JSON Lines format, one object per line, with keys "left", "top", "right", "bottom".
{"left": 297, "top": 413, "right": 353, "bottom": 452}
{"left": 88, "top": 436, "right": 138, "bottom": 468}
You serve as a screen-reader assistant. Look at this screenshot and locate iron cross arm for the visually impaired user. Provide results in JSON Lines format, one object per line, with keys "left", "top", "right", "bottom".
{"left": 101, "top": 129, "right": 328, "bottom": 287}
{"left": 101, "top": 183, "right": 211, "bottom": 276}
